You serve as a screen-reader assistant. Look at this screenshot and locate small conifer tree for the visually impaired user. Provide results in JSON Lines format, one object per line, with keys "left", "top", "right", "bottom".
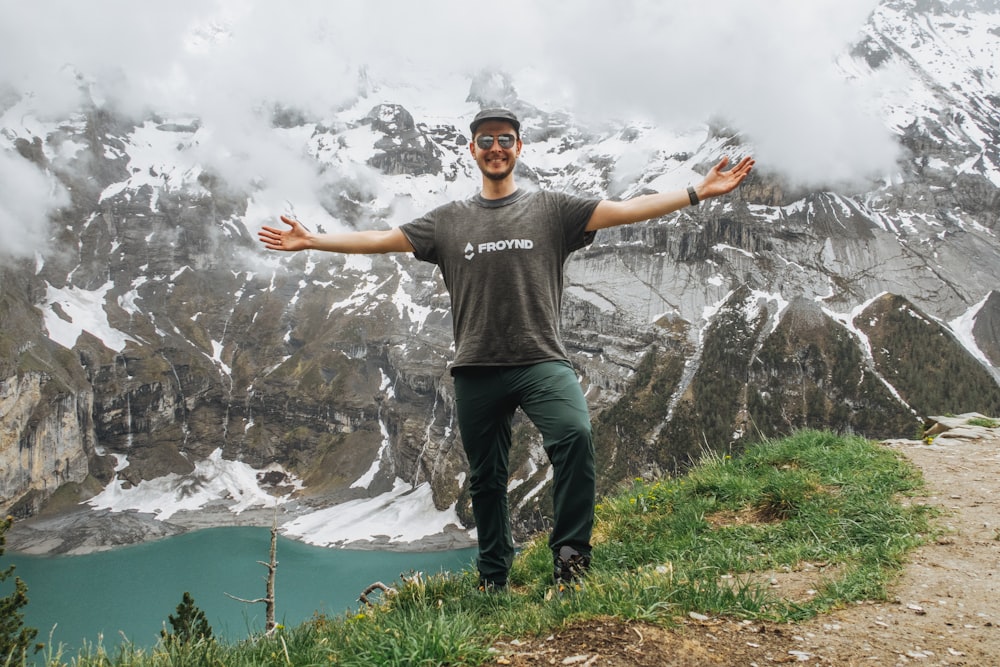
{"left": 161, "top": 591, "right": 213, "bottom": 646}
{"left": 0, "top": 516, "right": 40, "bottom": 660}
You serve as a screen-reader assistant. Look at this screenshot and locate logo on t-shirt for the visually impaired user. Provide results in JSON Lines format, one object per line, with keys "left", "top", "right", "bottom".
{"left": 464, "top": 239, "right": 534, "bottom": 261}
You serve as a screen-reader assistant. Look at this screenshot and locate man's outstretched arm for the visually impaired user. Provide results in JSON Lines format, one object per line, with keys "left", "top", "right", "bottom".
{"left": 586, "top": 155, "right": 754, "bottom": 231}
{"left": 258, "top": 215, "right": 415, "bottom": 254}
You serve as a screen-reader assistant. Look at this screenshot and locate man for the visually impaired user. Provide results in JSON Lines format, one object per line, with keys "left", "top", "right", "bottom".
{"left": 259, "top": 108, "right": 754, "bottom": 590}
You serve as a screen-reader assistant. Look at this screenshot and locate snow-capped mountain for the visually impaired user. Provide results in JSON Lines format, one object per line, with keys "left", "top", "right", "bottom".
{"left": 2, "top": 0, "right": 999, "bottom": 551}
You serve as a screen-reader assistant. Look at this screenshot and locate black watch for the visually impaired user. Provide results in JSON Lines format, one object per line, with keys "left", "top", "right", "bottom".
{"left": 687, "top": 186, "right": 699, "bottom": 206}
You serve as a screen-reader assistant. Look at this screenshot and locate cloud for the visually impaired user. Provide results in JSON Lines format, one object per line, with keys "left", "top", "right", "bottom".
{"left": 0, "top": 149, "right": 69, "bottom": 259}
{"left": 527, "top": 0, "right": 898, "bottom": 187}
{"left": 0, "top": 0, "right": 902, "bottom": 252}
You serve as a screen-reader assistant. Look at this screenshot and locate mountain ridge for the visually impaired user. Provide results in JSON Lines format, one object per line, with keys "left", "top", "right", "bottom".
{"left": 2, "top": 0, "right": 999, "bottom": 551}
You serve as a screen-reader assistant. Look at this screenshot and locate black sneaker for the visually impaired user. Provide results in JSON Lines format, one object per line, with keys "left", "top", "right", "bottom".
{"left": 477, "top": 577, "right": 507, "bottom": 593}
{"left": 553, "top": 546, "right": 590, "bottom": 591}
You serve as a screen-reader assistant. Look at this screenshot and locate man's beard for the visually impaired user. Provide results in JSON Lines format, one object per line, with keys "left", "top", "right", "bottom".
{"left": 482, "top": 162, "right": 515, "bottom": 181}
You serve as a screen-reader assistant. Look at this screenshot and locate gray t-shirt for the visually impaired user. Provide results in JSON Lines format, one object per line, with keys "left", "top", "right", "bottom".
{"left": 400, "top": 189, "right": 600, "bottom": 368}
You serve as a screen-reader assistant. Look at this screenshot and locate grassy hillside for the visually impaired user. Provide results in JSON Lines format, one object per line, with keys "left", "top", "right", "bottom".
{"left": 24, "top": 430, "right": 932, "bottom": 666}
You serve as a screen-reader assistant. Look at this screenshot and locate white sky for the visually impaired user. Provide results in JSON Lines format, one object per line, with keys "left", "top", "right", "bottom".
{"left": 0, "top": 0, "right": 903, "bottom": 259}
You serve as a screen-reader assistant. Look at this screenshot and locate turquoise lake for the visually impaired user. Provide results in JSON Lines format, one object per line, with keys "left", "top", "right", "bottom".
{"left": 9, "top": 527, "right": 475, "bottom": 654}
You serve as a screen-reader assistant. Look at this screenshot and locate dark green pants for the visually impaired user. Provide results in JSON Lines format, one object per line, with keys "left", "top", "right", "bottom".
{"left": 453, "top": 360, "right": 595, "bottom": 585}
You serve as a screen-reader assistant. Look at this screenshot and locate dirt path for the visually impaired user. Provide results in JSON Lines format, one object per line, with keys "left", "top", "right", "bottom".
{"left": 495, "top": 419, "right": 1000, "bottom": 666}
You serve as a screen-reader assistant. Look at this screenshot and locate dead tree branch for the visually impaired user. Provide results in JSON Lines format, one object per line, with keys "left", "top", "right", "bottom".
{"left": 358, "top": 582, "right": 397, "bottom": 607}
{"left": 225, "top": 506, "right": 279, "bottom": 634}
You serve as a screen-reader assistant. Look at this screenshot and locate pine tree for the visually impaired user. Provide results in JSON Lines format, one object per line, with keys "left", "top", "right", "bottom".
{"left": 0, "top": 516, "right": 39, "bottom": 660}
{"left": 161, "top": 591, "right": 213, "bottom": 646}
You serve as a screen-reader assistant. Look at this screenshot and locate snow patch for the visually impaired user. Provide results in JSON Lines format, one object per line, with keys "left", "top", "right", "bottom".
{"left": 40, "top": 281, "right": 135, "bottom": 352}
{"left": 87, "top": 448, "right": 301, "bottom": 521}
{"left": 282, "top": 479, "right": 469, "bottom": 547}
{"left": 351, "top": 416, "right": 391, "bottom": 490}
{"left": 391, "top": 261, "right": 432, "bottom": 330}
{"left": 949, "top": 294, "right": 994, "bottom": 368}
{"left": 566, "top": 285, "right": 616, "bottom": 312}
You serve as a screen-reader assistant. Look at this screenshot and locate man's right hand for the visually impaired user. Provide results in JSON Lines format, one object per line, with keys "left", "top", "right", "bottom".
{"left": 259, "top": 215, "right": 414, "bottom": 255}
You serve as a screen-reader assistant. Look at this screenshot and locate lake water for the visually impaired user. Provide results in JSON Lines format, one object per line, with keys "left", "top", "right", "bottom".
{"left": 9, "top": 527, "right": 475, "bottom": 654}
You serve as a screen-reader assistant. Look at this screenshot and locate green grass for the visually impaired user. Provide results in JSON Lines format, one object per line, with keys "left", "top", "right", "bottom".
{"left": 966, "top": 416, "right": 999, "bottom": 428}
{"left": 21, "top": 430, "right": 933, "bottom": 667}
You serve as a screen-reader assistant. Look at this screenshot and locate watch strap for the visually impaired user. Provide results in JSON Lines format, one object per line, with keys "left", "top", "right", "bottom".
{"left": 687, "top": 185, "right": 699, "bottom": 206}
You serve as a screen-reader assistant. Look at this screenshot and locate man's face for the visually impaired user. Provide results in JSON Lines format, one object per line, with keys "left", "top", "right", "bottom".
{"left": 470, "top": 120, "right": 522, "bottom": 182}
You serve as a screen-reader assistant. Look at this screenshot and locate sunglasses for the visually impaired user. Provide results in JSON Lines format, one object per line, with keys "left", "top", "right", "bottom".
{"left": 475, "top": 133, "right": 517, "bottom": 150}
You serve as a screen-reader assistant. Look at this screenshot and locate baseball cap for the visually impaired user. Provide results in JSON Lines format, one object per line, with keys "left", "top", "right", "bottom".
{"left": 470, "top": 108, "right": 520, "bottom": 135}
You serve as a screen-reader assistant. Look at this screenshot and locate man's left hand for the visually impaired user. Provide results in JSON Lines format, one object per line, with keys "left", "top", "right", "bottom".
{"left": 697, "top": 156, "right": 755, "bottom": 200}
